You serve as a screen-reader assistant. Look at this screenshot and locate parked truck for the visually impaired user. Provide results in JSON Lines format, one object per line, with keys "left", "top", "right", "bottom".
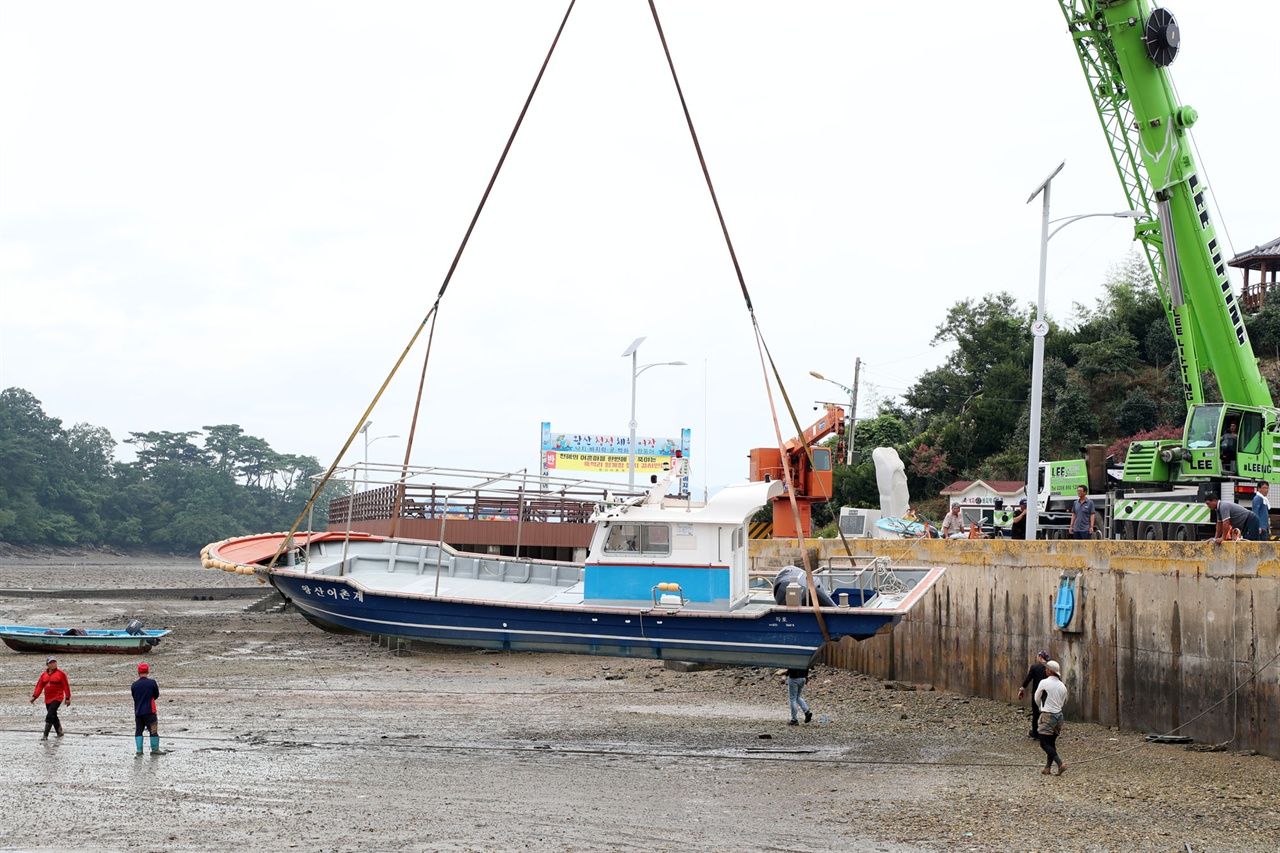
{"left": 990, "top": 443, "right": 1261, "bottom": 540}
{"left": 1027, "top": 447, "right": 1246, "bottom": 540}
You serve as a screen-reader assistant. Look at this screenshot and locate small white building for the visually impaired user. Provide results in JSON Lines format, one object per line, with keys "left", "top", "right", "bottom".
{"left": 940, "top": 479, "right": 1028, "bottom": 529}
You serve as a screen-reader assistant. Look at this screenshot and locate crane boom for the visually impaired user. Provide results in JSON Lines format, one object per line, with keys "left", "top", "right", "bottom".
{"left": 1056, "top": 1, "right": 1278, "bottom": 495}
{"left": 748, "top": 405, "right": 844, "bottom": 538}
{"left": 1056, "top": 0, "right": 1272, "bottom": 410}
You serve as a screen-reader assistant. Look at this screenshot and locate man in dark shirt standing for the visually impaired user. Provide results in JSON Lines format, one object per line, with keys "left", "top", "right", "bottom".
{"left": 1070, "top": 487, "right": 1096, "bottom": 539}
{"left": 1016, "top": 651, "right": 1050, "bottom": 738}
{"left": 132, "top": 662, "right": 162, "bottom": 756}
{"left": 1010, "top": 498, "right": 1029, "bottom": 540}
{"left": 786, "top": 666, "right": 813, "bottom": 726}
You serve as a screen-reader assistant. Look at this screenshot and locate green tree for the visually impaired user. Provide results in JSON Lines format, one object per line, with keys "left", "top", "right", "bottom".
{"left": 854, "top": 412, "right": 908, "bottom": 452}
{"left": 932, "top": 292, "right": 1031, "bottom": 382}
{"left": 1245, "top": 300, "right": 1280, "bottom": 363}
{"left": 1117, "top": 389, "right": 1159, "bottom": 435}
{"left": 1044, "top": 379, "right": 1102, "bottom": 456}
{"left": 1094, "top": 251, "right": 1162, "bottom": 359}
{"left": 1070, "top": 318, "right": 1140, "bottom": 380}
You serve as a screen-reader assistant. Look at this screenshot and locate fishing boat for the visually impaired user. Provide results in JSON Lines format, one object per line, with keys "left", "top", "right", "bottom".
{"left": 200, "top": 5, "right": 946, "bottom": 668}
{"left": 0, "top": 622, "right": 170, "bottom": 655}
{"left": 204, "top": 458, "right": 942, "bottom": 668}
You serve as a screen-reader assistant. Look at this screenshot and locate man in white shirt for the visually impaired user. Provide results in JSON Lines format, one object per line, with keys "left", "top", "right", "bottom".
{"left": 1034, "top": 660, "right": 1068, "bottom": 775}
{"left": 939, "top": 504, "right": 964, "bottom": 539}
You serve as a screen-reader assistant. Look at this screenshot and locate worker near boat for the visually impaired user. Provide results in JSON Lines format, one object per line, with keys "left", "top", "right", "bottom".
{"left": 132, "top": 662, "right": 163, "bottom": 756}
{"left": 31, "top": 656, "right": 71, "bottom": 740}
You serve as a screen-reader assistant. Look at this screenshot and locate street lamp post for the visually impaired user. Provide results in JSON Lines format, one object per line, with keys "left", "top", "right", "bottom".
{"left": 358, "top": 421, "right": 400, "bottom": 489}
{"left": 810, "top": 359, "right": 861, "bottom": 465}
{"left": 621, "top": 336, "right": 686, "bottom": 487}
{"left": 1025, "top": 161, "right": 1143, "bottom": 540}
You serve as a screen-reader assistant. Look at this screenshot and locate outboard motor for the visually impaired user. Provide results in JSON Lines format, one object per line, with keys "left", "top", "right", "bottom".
{"left": 771, "top": 567, "right": 836, "bottom": 607}
{"left": 125, "top": 619, "right": 144, "bottom": 636}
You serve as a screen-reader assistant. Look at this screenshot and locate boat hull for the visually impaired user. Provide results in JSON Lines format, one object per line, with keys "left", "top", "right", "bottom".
{"left": 0, "top": 627, "right": 170, "bottom": 655}
{"left": 270, "top": 571, "right": 904, "bottom": 669}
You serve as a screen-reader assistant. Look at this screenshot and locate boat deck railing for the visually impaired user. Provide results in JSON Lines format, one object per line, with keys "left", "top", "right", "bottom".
{"left": 749, "top": 555, "right": 919, "bottom": 594}
{"left": 303, "top": 536, "right": 584, "bottom": 588}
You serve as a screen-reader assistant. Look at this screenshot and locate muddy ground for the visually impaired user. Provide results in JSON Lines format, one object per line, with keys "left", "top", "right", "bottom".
{"left": 0, "top": 551, "right": 1277, "bottom": 852}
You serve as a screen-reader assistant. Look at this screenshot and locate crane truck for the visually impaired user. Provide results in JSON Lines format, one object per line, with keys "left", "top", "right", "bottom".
{"left": 1049, "top": 0, "right": 1276, "bottom": 539}
{"left": 748, "top": 404, "right": 844, "bottom": 538}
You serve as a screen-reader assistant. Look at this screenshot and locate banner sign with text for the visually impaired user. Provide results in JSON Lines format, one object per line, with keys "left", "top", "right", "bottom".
{"left": 541, "top": 423, "right": 691, "bottom": 483}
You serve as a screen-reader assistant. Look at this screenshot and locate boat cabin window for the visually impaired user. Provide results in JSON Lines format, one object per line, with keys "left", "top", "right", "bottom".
{"left": 604, "top": 523, "right": 671, "bottom": 556}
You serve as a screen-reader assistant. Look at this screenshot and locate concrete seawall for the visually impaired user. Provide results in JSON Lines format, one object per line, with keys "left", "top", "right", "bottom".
{"left": 751, "top": 537, "right": 1280, "bottom": 757}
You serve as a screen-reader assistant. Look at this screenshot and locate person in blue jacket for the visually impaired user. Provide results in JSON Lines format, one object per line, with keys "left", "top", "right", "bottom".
{"left": 1252, "top": 482, "right": 1271, "bottom": 541}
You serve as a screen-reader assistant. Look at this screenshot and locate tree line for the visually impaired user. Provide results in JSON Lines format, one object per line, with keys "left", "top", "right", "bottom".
{"left": 0, "top": 387, "right": 332, "bottom": 552}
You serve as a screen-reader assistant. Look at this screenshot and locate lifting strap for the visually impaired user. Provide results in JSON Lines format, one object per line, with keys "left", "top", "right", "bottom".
{"left": 271, "top": 1, "right": 580, "bottom": 567}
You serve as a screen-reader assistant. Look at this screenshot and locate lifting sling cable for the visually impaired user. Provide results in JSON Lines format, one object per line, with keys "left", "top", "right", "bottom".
{"left": 646, "top": 0, "right": 752, "bottom": 314}
{"left": 267, "top": 301, "right": 441, "bottom": 569}
{"left": 391, "top": 306, "right": 443, "bottom": 539}
{"left": 752, "top": 346, "right": 861, "bottom": 566}
{"left": 649, "top": 0, "right": 831, "bottom": 634}
{"left": 398, "top": 0, "right": 578, "bottom": 514}
{"left": 434, "top": 0, "right": 577, "bottom": 305}
{"left": 270, "top": 0, "right": 579, "bottom": 568}
{"left": 751, "top": 322, "right": 829, "bottom": 640}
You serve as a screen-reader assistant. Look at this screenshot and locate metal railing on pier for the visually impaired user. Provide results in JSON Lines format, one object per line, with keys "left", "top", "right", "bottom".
{"left": 325, "top": 464, "right": 647, "bottom": 526}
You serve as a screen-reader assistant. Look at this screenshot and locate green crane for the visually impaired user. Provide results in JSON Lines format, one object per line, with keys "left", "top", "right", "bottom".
{"left": 1057, "top": 0, "right": 1275, "bottom": 487}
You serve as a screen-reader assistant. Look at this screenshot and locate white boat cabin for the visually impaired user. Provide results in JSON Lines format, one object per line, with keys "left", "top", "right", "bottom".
{"left": 583, "top": 458, "right": 784, "bottom": 610}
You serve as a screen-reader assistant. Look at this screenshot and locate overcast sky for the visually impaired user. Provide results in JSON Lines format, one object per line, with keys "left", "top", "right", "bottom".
{"left": 2, "top": 0, "right": 1277, "bottom": 496}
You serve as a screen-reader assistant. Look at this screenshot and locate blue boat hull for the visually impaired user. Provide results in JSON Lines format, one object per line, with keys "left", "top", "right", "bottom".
{"left": 270, "top": 573, "right": 900, "bottom": 669}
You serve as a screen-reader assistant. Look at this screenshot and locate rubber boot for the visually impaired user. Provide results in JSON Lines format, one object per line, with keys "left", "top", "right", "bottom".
{"left": 135, "top": 735, "right": 144, "bottom": 755}
{"left": 150, "top": 734, "right": 162, "bottom": 754}
{"left": 42, "top": 723, "right": 51, "bottom": 741}
{"left": 55, "top": 723, "right": 64, "bottom": 738}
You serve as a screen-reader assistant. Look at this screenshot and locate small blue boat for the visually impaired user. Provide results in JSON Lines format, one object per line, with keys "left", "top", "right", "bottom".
{"left": 0, "top": 622, "right": 170, "bottom": 655}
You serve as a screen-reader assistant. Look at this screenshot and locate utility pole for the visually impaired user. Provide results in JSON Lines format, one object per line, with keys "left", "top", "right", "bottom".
{"left": 847, "top": 358, "right": 861, "bottom": 466}
{"left": 810, "top": 362, "right": 861, "bottom": 466}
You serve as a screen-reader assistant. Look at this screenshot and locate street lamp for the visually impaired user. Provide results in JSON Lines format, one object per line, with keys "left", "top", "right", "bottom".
{"left": 621, "top": 336, "right": 686, "bottom": 487}
{"left": 1025, "top": 160, "right": 1143, "bottom": 540}
{"left": 810, "top": 360, "right": 861, "bottom": 465}
{"left": 359, "top": 420, "right": 400, "bottom": 480}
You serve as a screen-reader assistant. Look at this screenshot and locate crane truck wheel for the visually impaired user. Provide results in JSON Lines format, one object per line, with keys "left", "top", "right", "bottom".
{"left": 1139, "top": 522, "right": 1164, "bottom": 541}
{"left": 1171, "top": 524, "right": 1193, "bottom": 542}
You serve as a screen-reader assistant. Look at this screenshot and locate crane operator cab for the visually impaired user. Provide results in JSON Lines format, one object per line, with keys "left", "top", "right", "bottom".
{"left": 1155, "top": 404, "right": 1273, "bottom": 482}
{"left": 1220, "top": 417, "right": 1240, "bottom": 474}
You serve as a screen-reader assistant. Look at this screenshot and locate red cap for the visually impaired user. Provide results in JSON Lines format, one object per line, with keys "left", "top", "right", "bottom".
{"left": 137, "top": 662, "right": 149, "bottom": 673}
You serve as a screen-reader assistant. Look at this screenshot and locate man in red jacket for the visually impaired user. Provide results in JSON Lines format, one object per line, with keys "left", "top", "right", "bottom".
{"left": 31, "top": 657, "right": 71, "bottom": 739}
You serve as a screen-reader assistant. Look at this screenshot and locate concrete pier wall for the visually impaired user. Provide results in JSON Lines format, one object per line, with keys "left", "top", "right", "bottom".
{"left": 750, "top": 538, "right": 1280, "bottom": 757}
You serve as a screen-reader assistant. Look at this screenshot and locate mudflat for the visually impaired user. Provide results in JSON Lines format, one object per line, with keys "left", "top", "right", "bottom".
{"left": 1, "top": 551, "right": 1277, "bottom": 852}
